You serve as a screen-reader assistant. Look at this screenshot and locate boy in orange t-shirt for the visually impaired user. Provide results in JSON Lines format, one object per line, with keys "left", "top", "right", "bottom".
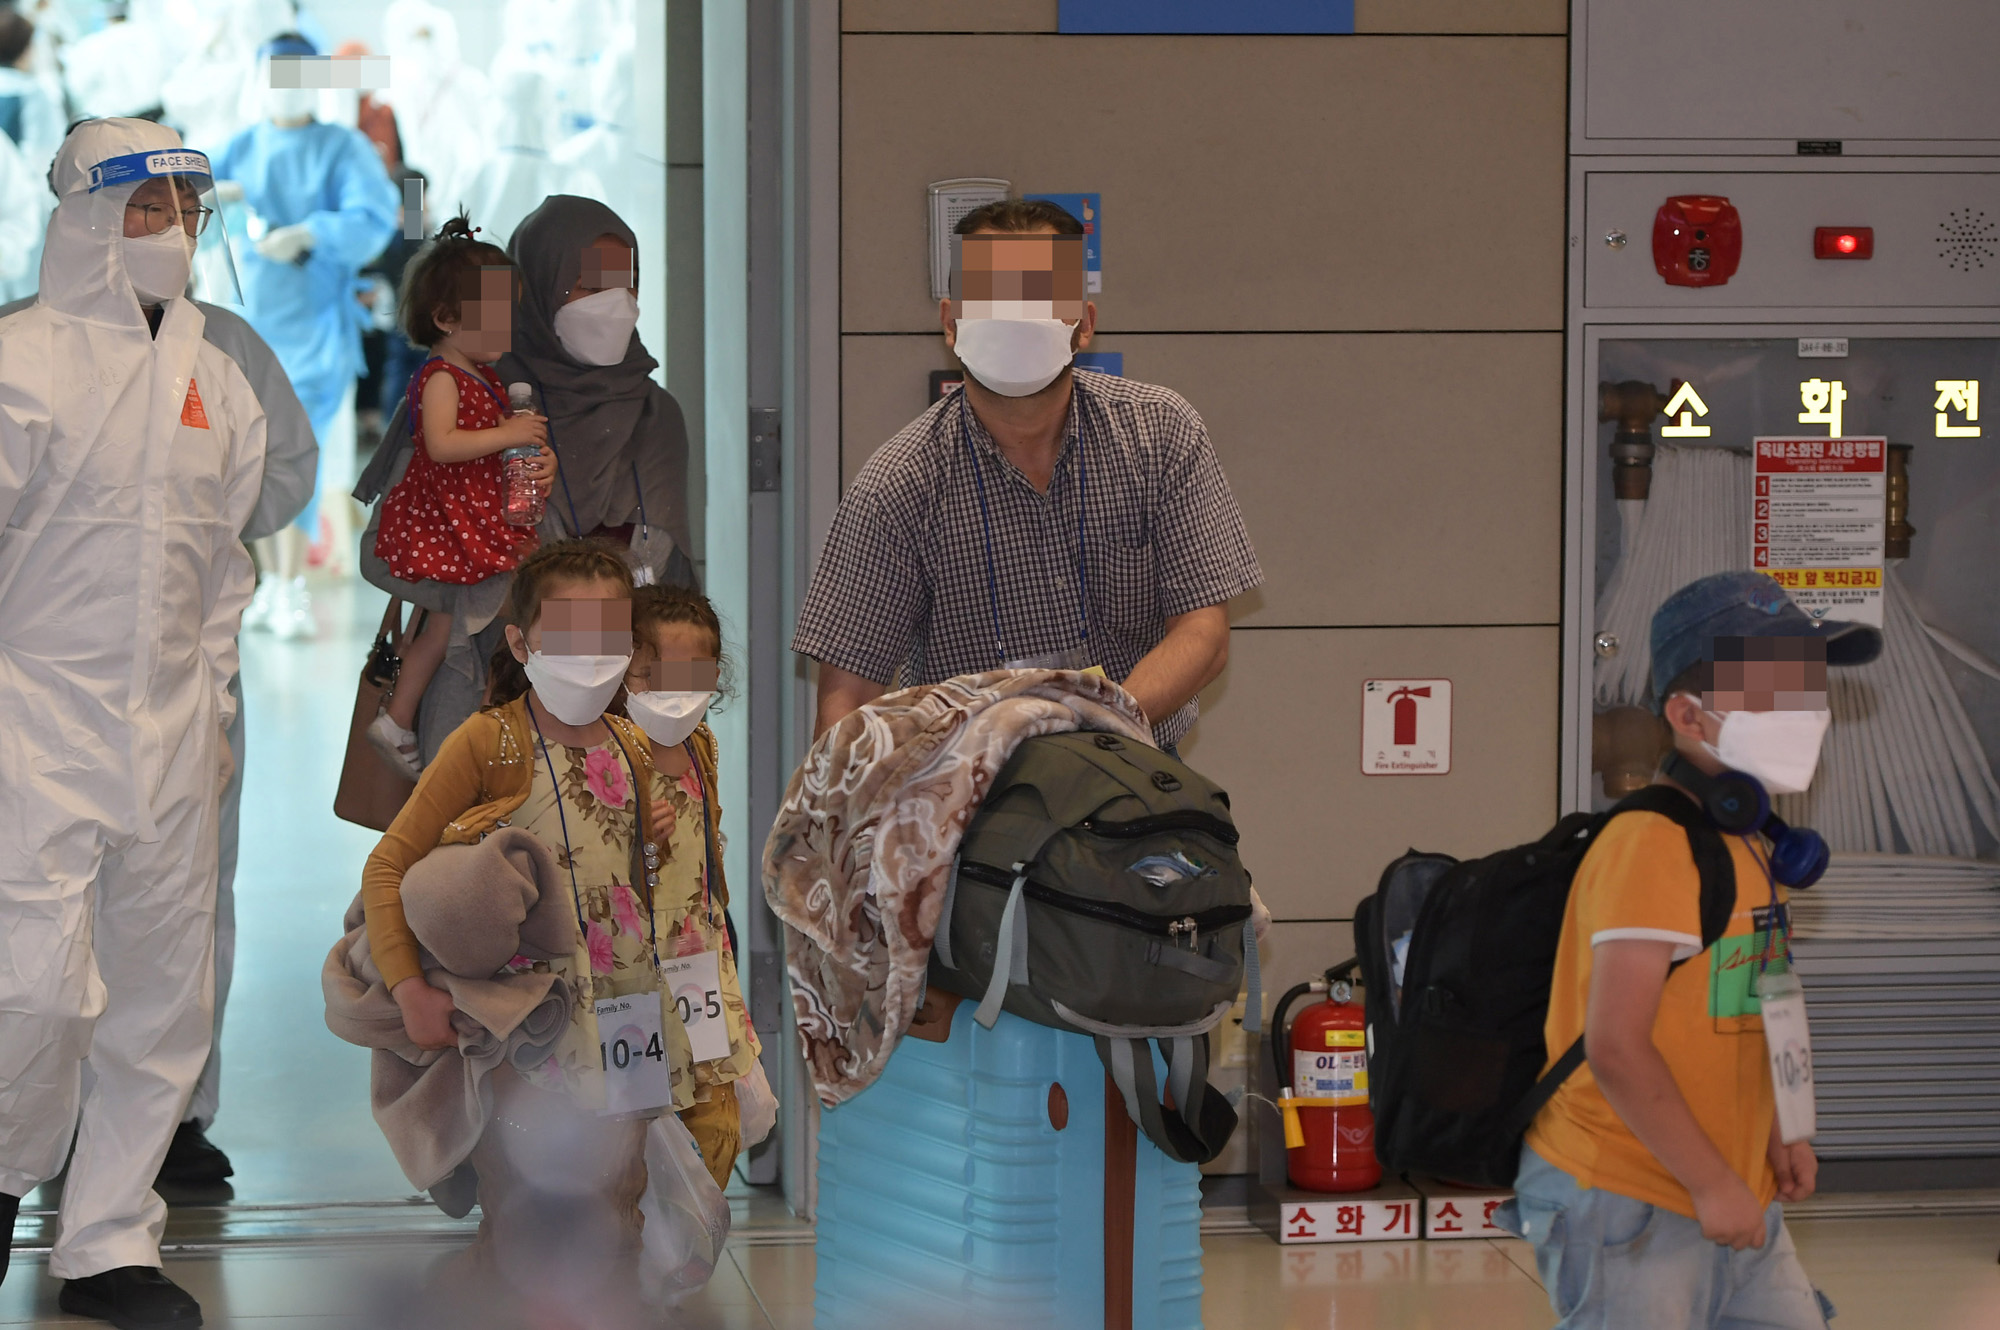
{"left": 1508, "top": 572, "right": 1879, "bottom": 1329}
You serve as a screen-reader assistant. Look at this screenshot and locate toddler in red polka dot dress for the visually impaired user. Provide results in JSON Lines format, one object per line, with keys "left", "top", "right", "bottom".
{"left": 369, "top": 217, "right": 558, "bottom": 777}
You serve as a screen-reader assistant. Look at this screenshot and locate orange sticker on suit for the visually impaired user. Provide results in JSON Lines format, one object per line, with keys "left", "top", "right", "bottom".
{"left": 180, "top": 377, "right": 209, "bottom": 429}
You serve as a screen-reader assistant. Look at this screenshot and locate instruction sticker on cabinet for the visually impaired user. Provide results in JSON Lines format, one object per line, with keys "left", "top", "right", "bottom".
{"left": 1361, "top": 679, "right": 1451, "bottom": 776}
{"left": 1751, "top": 438, "right": 1886, "bottom": 628}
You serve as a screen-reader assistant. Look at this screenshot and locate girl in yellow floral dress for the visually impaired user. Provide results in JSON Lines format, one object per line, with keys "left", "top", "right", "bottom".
{"left": 620, "top": 583, "right": 765, "bottom": 1190}
{"left": 361, "top": 540, "right": 700, "bottom": 1290}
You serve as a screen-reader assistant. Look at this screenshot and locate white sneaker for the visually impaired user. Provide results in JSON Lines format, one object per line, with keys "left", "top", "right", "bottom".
{"left": 366, "top": 710, "right": 424, "bottom": 780}
{"left": 273, "top": 576, "right": 317, "bottom": 641}
{"left": 241, "top": 575, "right": 279, "bottom": 632}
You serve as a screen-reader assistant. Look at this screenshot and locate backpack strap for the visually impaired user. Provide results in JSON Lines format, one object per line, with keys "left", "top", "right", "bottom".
{"left": 1613, "top": 785, "right": 1737, "bottom": 951}
{"left": 1501, "top": 785, "right": 1739, "bottom": 1141}
{"left": 973, "top": 863, "right": 1033, "bottom": 1029}
{"left": 1240, "top": 913, "right": 1264, "bottom": 1036}
{"left": 1095, "top": 1032, "right": 1239, "bottom": 1166}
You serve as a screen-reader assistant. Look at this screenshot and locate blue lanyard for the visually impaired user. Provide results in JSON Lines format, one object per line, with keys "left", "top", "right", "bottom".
{"left": 512, "top": 370, "right": 648, "bottom": 547}
{"left": 526, "top": 697, "right": 660, "bottom": 971}
{"left": 955, "top": 383, "right": 1091, "bottom": 664}
{"left": 1740, "top": 834, "right": 1788, "bottom": 980}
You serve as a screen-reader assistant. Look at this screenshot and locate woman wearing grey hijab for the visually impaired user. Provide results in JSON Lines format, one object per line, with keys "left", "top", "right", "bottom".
{"left": 354, "top": 196, "right": 695, "bottom": 764}
{"left": 497, "top": 194, "right": 695, "bottom": 586}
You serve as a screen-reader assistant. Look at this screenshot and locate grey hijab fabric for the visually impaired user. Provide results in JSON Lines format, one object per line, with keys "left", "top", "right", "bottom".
{"left": 496, "top": 194, "right": 692, "bottom": 557}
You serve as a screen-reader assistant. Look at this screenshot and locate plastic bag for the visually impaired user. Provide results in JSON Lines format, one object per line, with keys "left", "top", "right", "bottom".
{"left": 736, "top": 1059, "right": 778, "bottom": 1148}
{"left": 637, "top": 1111, "right": 731, "bottom": 1299}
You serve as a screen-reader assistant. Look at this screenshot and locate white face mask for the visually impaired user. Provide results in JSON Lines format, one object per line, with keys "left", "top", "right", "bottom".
{"left": 262, "top": 87, "right": 319, "bottom": 122}
{"left": 953, "top": 317, "right": 1075, "bottom": 397}
{"left": 625, "top": 690, "right": 713, "bottom": 747}
{"left": 123, "top": 229, "right": 192, "bottom": 305}
{"left": 523, "top": 651, "right": 632, "bottom": 725}
{"left": 553, "top": 287, "right": 639, "bottom": 365}
{"left": 1704, "top": 708, "right": 1832, "bottom": 796}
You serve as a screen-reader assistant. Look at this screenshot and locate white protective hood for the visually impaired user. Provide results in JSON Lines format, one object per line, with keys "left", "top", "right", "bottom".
{"left": 39, "top": 117, "right": 200, "bottom": 328}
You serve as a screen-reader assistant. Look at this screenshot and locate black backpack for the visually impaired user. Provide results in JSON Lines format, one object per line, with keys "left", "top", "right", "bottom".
{"left": 1350, "top": 785, "right": 1736, "bottom": 1188}
{"left": 930, "top": 731, "right": 1255, "bottom": 1165}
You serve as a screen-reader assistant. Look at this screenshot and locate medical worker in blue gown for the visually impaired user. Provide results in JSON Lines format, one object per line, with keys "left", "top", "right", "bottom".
{"left": 213, "top": 32, "right": 398, "bottom": 639}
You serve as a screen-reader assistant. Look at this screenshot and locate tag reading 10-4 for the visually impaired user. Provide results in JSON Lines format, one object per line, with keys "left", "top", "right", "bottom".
{"left": 595, "top": 993, "right": 674, "bottom": 1115}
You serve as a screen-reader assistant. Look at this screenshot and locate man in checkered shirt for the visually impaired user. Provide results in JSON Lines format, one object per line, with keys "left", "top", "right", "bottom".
{"left": 793, "top": 199, "right": 1262, "bottom": 751}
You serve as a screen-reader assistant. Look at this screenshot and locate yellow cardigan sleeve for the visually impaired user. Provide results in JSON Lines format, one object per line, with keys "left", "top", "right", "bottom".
{"left": 361, "top": 714, "right": 495, "bottom": 992}
{"left": 690, "top": 724, "right": 727, "bottom": 908}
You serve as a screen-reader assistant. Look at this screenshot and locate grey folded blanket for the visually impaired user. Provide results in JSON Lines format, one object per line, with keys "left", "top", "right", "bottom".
{"left": 323, "top": 829, "right": 580, "bottom": 1208}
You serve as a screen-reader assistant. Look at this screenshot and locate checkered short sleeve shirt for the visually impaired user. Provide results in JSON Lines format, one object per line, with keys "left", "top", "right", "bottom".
{"left": 792, "top": 371, "right": 1263, "bottom": 747}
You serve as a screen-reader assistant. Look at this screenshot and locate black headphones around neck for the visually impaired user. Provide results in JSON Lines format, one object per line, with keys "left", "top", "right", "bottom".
{"left": 1661, "top": 751, "right": 1830, "bottom": 890}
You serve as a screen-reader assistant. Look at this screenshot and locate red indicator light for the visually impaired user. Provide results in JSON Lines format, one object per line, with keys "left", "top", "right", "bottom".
{"left": 1814, "top": 227, "right": 1873, "bottom": 259}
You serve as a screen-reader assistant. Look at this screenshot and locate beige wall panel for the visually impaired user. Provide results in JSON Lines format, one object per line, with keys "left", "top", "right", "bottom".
{"left": 1118, "top": 332, "right": 1561, "bottom": 627}
{"left": 1182, "top": 625, "right": 1559, "bottom": 923}
{"left": 1257, "top": 920, "right": 1354, "bottom": 1021}
{"left": 843, "top": 0, "right": 1057, "bottom": 32}
{"left": 837, "top": 333, "right": 1562, "bottom": 626}
{"left": 841, "top": 35, "right": 1565, "bottom": 334}
{"left": 840, "top": 335, "right": 954, "bottom": 488}
{"left": 1355, "top": 0, "right": 1567, "bottom": 33}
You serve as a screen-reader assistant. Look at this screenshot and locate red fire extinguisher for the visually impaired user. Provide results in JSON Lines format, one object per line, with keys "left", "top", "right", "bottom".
{"left": 1387, "top": 686, "right": 1430, "bottom": 747}
{"left": 1274, "top": 966, "right": 1383, "bottom": 1193}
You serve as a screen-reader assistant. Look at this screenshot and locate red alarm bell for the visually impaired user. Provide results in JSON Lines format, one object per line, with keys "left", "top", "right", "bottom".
{"left": 1653, "top": 195, "right": 1743, "bottom": 288}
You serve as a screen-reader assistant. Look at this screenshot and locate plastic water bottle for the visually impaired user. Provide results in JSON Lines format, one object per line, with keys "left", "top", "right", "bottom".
{"left": 502, "top": 382, "right": 544, "bottom": 527}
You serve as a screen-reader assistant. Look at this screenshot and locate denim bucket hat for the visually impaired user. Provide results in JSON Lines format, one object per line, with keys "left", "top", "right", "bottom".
{"left": 1650, "top": 570, "right": 1883, "bottom": 706}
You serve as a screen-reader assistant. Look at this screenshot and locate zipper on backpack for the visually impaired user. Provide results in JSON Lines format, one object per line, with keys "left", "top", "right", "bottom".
{"left": 1076, "top": 811, "right": 1240, "bottom": 845}
{"left": 958, "top": 862, "right": 1251, "bottom": 939}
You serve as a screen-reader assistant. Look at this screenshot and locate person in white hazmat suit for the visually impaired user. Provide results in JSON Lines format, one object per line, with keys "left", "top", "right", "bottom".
{"left": 379, "top": 0, "right": 493, "bottom": 224}
{"left": 0, "top": 197, "right": 319, "bottom": 1198}
{"left": 456, "top": 64, "right": 602, "bottom": 249}
{"left": 161, "top": 307, "right": 314, "bottom": 1191}
{"left": 0, "top": 118, "right": 266, "bottom": 1328}
{"left": 0, "top": 125, "right": 45, "bottom": 300}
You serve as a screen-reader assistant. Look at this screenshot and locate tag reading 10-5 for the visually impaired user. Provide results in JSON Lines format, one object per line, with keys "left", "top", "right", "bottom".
{"left": 662, "top": 950, "right": 732, "bottom": 1063}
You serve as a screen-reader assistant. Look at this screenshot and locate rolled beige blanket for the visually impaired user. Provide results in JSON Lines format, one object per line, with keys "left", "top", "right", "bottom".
{"left": 399, "top": 827, "right": 577, "bottom": 976}
{"left": 324, "top": 826, "right": 585, "bottom": 1201}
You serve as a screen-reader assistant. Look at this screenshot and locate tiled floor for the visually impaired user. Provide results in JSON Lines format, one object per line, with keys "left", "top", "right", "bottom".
{"left": 5, "top": 1214, "right": 2000, "bottom": 1327}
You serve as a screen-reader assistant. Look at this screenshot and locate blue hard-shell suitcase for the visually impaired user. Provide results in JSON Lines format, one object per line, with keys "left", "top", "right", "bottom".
{"left": 814, "top": 999, "right": 1204, "bottom": 1329}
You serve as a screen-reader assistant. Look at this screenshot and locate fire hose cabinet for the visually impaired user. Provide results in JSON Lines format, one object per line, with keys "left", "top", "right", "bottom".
{"left": 1567, "top": 158, "right": 2000, "bottom": 1178}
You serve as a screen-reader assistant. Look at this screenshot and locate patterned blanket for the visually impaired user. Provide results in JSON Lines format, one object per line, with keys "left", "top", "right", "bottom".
{"left": 761, "top": 670, "right": 1153, "bottom": 1105}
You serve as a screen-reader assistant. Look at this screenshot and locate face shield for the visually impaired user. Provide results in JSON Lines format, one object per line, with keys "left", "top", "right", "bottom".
{"left": 88, "top": 146, "right": 242, "bottom": 306}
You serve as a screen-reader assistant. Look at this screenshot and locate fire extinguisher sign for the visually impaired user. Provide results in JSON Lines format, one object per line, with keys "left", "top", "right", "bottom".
{"left": 1361, "top": 679, "right": 1452, "bottom": 776}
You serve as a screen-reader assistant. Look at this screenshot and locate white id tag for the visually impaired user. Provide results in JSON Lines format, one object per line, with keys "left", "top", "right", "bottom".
{"left": 595, "top": 993, "right": 674, "bottom": 1115}
{"left": 662, "top": 950, "right": 731, "bottom": 1063}
{"left": 633, "top": 564, "right": 656, "bottom": 587}
{"left": 1757, "top": 969, "right": 1816, "bottom": 1144}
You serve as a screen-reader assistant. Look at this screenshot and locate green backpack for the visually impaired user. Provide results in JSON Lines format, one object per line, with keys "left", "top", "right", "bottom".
{"left": 929, "top": 730, "right": 1257, "bottom": 1164}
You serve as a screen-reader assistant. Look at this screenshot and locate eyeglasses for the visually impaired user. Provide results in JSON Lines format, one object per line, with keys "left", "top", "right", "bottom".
{"left": 126, "top": 202, "right": 215, "bottom": 237}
